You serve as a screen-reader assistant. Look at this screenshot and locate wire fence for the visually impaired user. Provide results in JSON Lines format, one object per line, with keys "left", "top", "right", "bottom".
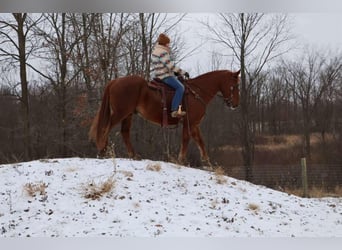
{"left": 225, "top": 163, "right": 342, "bottom": 192}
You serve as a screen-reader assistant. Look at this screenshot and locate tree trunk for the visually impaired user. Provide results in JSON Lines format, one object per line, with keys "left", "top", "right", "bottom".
{"left": 15, "top": 13, "right": 32, "bottom": 160}
{"left": 239, "top": 13, "right": 253, "bottom": 181}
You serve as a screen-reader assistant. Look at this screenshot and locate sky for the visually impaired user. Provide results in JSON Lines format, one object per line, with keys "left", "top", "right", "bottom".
{"left": 292, "top": 13, "right": 342, "bottom": 50}
{"left": 1, "top": 0, "right": 342, "bottom": 12}
{"left": 1, "top": 12, "right": 342, "bottom": 82}
{"left": 179, "top": 13, "right": 342, "bottom": 75}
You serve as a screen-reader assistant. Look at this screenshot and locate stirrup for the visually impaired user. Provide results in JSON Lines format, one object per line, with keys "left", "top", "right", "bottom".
{"left": 171, "top": 110, "right": 186, "bottom": 118}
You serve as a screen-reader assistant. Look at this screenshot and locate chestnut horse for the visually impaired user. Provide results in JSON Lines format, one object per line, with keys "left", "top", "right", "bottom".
{"left": 89, "top": 69, "right": 240, "bottom": 166}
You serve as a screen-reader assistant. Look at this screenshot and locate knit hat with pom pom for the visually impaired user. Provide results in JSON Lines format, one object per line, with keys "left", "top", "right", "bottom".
{"left": 157, "top": 33, "right": 170, "bottom": 46}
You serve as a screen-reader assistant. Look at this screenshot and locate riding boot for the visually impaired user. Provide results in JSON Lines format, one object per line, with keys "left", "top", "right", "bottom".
{"left": 171, "top": 105, "right": 186, "bottom": 118}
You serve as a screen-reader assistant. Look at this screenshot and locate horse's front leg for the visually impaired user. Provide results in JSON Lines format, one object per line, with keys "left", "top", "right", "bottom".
{"left": 97, "top": 143, "right": 108, "bottom": 159}
{"left": 191, "top": 126, "right": 212, "bottom": 169}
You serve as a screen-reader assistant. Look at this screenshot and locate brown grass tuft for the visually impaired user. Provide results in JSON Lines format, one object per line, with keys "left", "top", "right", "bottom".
{"left": 118, "top": 170, "right": 134, "bottom": 178}
{"left": 248, "top": 203, "right": 260, "bottom": 212}
{"left": 24, "top": 182, "right": 47, "bottom": 197}
{"left": 214, "top": 166, "right": 227, "bottom": 184}
{"left": 146, "top": 163, "right": 162, "bottom": 172}
{"left": 65, "top": 166, "right": 78, "bottom": 172}
{"left": 83, "top": 175, "right": 115, "bottom": 200}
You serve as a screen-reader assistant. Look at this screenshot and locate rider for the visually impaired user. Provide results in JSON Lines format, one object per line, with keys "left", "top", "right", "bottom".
{"left": 151, "top": 33, "right": 189, "bottom": 118}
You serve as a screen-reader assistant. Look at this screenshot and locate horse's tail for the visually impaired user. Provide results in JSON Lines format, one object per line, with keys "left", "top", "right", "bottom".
{"left": 89, "top": 83, "right": 112, "bottom": 151}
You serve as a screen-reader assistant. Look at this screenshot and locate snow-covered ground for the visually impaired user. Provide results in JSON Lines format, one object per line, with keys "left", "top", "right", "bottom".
{"left": 0, "top": 158, "right": 341, "bottom": 237}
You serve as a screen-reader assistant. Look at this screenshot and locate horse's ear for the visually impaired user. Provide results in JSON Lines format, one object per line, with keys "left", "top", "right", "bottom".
{"left": 235, "top": 69, "right": 241, "bottom": 76}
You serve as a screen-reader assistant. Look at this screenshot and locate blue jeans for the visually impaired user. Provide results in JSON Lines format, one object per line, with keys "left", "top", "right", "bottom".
{"left": 162, "top": 76, "right": 185, "bottom": 111}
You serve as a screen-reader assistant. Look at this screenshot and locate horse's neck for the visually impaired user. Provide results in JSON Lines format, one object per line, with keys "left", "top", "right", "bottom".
{"left": 191, "top": 71, "right": 226, "bottom": 88}
{"left": 189, "top": 71, "right": 225, "bottom": 101}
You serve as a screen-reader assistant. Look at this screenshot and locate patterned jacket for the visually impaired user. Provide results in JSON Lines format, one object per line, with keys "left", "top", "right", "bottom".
{"left": 151, "top": 44, "right": 185, "bottom": 80}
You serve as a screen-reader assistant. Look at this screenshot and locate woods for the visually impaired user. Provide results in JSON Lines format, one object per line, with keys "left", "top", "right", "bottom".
{"left": 0, "top": 13, "right": 341, "bottom": 190}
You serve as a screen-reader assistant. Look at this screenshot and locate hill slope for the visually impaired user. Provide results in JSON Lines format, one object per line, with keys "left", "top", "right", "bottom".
{"left": 0, "top": 158, "right": 341, "bottom": 237}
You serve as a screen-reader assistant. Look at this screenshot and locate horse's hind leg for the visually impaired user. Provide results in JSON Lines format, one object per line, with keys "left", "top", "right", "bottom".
{"left": 178, "top": 124, "right": 191, "bottom": 165}
{"left": 191, "top": 126, "right": 212, "bottom": 169}
{"left": 98, "top": 114, "right": 122, "bottom": 157}
{"left": 121, "top": 114, "right": 136, "bottom": 159}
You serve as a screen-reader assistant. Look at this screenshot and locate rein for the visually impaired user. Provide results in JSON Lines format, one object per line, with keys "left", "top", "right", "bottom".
{"left": 216, "top": 93, "right": 233, "bottom": 106}
{"left": 185, "top": 81, "right": 237, "bottom": 108}
{"left": 185, "top": 83, "right": 207, "bottom": 107}
{"left": 216, "top": 82, "right": 239, "bottom": 107}
{"left": 183, "top": 81, "right": 207, "bottom": 137}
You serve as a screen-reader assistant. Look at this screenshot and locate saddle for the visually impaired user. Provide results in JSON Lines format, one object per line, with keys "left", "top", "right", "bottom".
{"left": 148, "top": 78, "right": 174, "bottom": 92}
{"left": 148, "top": 75, "right": 187, "bottom": 91}
{"left": 148, "top": 77, "right": 187, "bottom": 128}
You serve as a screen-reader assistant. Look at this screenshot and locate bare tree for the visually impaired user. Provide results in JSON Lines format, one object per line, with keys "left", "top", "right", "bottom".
{"left": 139, "top": 13, "right": 153, "bottom": 80}
{"left": 204, "top": 13, "right": 292, "bottom": 181}
{"left": 314, "top": 55, "right": 342, "bottom": 142}
{"left": 69, "top": 13, "right": 95, "bottom": 92}
{"left": 0, "top": 13, "right": 43, "bottom": 160}
{"left": 284, "top": 49, "right": 340, "bottom": 158}
{"left": 261, "top": 66, "right": 290, "bottom": 134}
{"left": 336, "top": 70, "right": 342, "bottom": 141}
{"left": 33, "top": 13, "right": 83, "bottom": 156}
{"left": 90, "top": 13, "right": 131, "bottom": 84}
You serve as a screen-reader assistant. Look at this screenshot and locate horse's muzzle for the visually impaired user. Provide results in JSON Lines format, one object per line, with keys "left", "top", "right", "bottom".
{"left": 224, "top": 97, "right": 232, "bottom": 107}
{"left": 224, "top": 97, "right": 239, "bottom": 110}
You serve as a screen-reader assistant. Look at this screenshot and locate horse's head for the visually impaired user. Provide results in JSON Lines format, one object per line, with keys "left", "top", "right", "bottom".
{"left": 222, "top": 70, "right": 240, "bottom": 110}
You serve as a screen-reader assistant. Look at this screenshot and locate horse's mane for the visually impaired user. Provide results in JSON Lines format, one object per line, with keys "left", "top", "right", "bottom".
{"left": 190, "top": 70, "right": 231, "bottom": 82}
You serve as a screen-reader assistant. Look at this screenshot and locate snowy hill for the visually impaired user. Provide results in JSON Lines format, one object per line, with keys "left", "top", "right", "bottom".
{"left": 0, "top": 158, "right": 341, "bottom": 237}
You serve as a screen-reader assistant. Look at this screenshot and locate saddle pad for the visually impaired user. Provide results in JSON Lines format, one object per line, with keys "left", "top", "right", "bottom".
{"left": 148, "top": 78, "right": 174, "bottom": 92}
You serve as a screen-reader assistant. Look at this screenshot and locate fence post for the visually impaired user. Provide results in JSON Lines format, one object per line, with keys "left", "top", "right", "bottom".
{"left": 301, "top": 157, "right": 308, "bottom": 198}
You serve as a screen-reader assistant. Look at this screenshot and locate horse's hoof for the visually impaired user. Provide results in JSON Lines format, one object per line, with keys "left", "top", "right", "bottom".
{"left": 201, "top": 159, "right": 213, "bottom": 171}
{"left": 129, "top": 152, "right": 141, "bottom": 160}
{"left": 133, "top": 154, "right": 141, "bottom": 160}
{"left": 97, "top": 150, "right": 107, "bottom": 159}
{"left": 177, "top": 157, "right": 187, "bottom": 166}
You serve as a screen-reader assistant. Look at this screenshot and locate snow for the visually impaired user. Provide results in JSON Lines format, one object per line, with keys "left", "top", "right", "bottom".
{"left": 0, "top": 157, "right": 341, "bottom": 237}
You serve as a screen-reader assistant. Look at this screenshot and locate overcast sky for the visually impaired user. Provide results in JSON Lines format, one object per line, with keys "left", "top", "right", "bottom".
{"left": 180, "top": 13, "right": 342, "bottom": 74}
{"left": 1, "top": 12, "right": 341, "bottom": 79}
{"left": 292, "top": 13, "right": 342, "bottom": 49}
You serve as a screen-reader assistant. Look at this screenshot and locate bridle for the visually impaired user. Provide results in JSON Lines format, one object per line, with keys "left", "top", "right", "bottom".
{"left": 182, "top": 73, "right": 240, "bottom": 108}
{"left": 222, "top": 83, "right": 239, "bottom": 108}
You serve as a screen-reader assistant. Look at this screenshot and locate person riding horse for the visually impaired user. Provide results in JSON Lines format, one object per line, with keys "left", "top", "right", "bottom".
{"left": 151, "top": 33, "right": 190, "bottom": 118}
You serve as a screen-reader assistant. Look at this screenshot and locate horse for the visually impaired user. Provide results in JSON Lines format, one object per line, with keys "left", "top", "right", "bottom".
{"left": 89, "top": 69, "right": 240, "bottom": 166}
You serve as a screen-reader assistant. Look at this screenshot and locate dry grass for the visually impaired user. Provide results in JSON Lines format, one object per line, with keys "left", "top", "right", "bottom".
{"left": 82, "top": 142, "right": 118, "bottom": 200}
{"left": 255, "top": 135, "right": 300, "bottom": 152}
{"left": 248, "top": 203, "right": 260, "bottom": 212}
{"left": 334, "top": 186, "right": 342, "bottom": 196}
{"left": 133, "top": 202, "right": 140, "bottom": 209}
{"left": 221, "top": 133, "right": 330, "bottom": 152}
{"left": 83, "top": 175, "right": 115, "bottom": 200}
{"left": 214, "top": 166, "right": 227, "bottom": 184}
{"left": 65, "top": 166, "right": 79, "bottom": 172}
{"left": 103, "top": 142, "right": 118, "bottom": 174}
{"left": 257, "top": 133, "right": 334, "bottom": 152}
{"left": 216, "top": 133, "right": 341, "bottom": 196}
{"left": 146, "top": 163, "right": 162, "bottom": 172}
{"left": 284, "top": 186, "right": 342, "bottom": 198}
{"left": 24, "top": 182, "right": 47, "bottom": 197}
{"left": 118, "top": 170, "right": 134, "bottom": 178}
